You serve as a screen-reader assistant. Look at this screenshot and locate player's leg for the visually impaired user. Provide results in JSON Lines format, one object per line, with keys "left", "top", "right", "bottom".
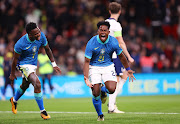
{"left": 11, "top": 80, "right": 15, "bottom": 96}
{"left": 101, "top": 64, "right": 117, "bottom": 104}
{"left": 2, "top": 81, "right": 8, "bottom": 100}
{"left": 108, "top": 58, "right": 126, "bottom": 113}
{"left": 28, "top": 73, "right": 50, "bottom": 120}
{"left": 10, "top": 78, "right": 30, "bottom": 114}
{"left": 47, "top": 74, "right": 54, "bottom": 98}
{"left": 92, "top": 83, "right": 104, "bottom": 121}
{"left": 0, "top": 76, "right": 5, "bottom": 100}
{"left": 42, "top": 75, "right": 46, "bottom": 96}
{"left": 89, "top": 67, "right": 104, "bottom": 121}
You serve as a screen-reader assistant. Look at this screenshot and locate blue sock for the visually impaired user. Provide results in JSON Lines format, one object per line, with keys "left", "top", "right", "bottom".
{"left": 34, "top": 92, "right": 45, "bottom": 111}
{"left": 14, "top": 87, "right": 25, "bottom": 101}
{"left": 92, "top": 96, "right": 103, "bottom": 116}
{"left": 101, "top": 85, "right": 110, "bottom": 93}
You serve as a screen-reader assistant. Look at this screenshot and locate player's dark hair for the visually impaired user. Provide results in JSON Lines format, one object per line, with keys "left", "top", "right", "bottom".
{"left": 109, "top": 2, "right": 121, "bottom": 14}
{"left": 26, "top": 22, "right": 37, "bottom": 34}
{"left": 97, "top": 21, "right": 110, "bottom": 29}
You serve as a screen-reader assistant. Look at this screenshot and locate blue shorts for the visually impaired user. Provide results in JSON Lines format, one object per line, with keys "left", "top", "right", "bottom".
{"left": 113, "top": 57, "right": 124, "bottom": 76}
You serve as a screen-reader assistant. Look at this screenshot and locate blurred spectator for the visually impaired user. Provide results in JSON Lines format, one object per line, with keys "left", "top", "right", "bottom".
{"left": 2, "top": 51, "right": 14, "bottom": 101}
{"left": 38, "top": 48, "right": 54, "bottom": 98}
{"left": 0, "top": 37, "right": 6, "bottom": 55}
{"left": 0, "top": 54, "right": 4, "bottom": 100}
{"left": 25, "top": 2, "right": 41, "bottom": 24}
{"left": 140, "top": 48, "right": 154, "bottom": 73}
{"left": 150, "top": 0, "right": 165, "bottom": 39}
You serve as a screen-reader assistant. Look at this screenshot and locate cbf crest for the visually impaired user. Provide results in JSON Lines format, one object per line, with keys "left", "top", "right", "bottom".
{"left": 32, "top": 46, "right": 37, "bottom": 53}
{"left": 32, "top": 46, "right": 37, "bottom": 58}
{"left": 100, "top": 48, "right": 105, "bottom": 55}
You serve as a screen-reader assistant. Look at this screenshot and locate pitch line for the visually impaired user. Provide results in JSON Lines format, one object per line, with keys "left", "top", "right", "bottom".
{"left": 0, "top": 111, "right": 179, "bottom": 114}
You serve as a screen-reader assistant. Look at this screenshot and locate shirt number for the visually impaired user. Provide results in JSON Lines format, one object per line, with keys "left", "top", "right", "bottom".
{"left": 98, "top": 55, "right": 104, "bottom": 62}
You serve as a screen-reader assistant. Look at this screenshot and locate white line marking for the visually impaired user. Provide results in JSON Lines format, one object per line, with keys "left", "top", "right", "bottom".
{"left": 0, "top": 111, "right": 179, "bottom": 114}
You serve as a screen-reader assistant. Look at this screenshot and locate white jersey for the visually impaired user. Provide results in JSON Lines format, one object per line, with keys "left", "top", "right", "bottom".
{"left": 105, "top": 18, "right": 122, "bottom": 58}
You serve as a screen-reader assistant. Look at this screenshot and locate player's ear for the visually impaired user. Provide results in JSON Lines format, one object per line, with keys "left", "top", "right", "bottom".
{"left": 97, "top": 29, "right": 99, "bottom": 34}
{"left": 118, "top": 10, "right": 121, "bottom": 15}
{"left": 28, "top": 33, "right": 33, "bottom": 37}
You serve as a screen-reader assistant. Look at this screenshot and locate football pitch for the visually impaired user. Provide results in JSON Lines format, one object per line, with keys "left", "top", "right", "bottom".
{"left": 0, "top": 95, "right": 180, "bottom": 124}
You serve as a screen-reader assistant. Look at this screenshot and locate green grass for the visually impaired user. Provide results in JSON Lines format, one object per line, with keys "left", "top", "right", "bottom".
{"left": 0, "top": 95, "right": 180, "bottom": 124}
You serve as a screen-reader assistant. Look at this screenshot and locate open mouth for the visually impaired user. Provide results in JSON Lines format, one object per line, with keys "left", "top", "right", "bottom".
{"left": 100, "top": 34, "right": 106, "bottom": 41}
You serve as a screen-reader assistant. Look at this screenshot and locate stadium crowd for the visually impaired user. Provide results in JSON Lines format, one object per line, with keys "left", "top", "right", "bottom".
{"left": 0, "top": 0, "right": 180, "bottom": 76}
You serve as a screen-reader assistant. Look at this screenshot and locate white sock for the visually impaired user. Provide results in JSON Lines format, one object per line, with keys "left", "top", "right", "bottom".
{"left": 108, "top": 78, "right": 126, "bottom": 111}
{"left": 13, "top": 97, "right": 17, "bottom": 103}
{"left": 40, "top": 109, "right": 46, "bottom": 112}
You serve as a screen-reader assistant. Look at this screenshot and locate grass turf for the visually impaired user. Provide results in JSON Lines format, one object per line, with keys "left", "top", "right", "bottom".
{"left": 0, "top": 95, "right": 180, "bottom": 124}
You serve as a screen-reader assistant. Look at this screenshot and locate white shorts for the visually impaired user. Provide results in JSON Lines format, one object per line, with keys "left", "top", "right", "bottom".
{"left": 89, "top": 64, "right": 117, "bottom": 85}
{"left": 17, "top": 64, "right": 37, "bottom": 79}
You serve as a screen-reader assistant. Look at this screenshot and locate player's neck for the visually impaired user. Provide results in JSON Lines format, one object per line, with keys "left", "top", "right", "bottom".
{"left": 110, "top": 14, "right": 119, "bottom": 21}
{"left": 28, "top": 36, "right": 35, "bottom": 41}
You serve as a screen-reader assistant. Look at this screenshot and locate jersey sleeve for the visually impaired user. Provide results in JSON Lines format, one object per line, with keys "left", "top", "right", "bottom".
{"left": 113, "top": 38, "right": 123, "bottom": 55}
{"left": 41, "top": 32, "right": 48, "bottom": 46}
{"left": 85, "top": 39, "right": 93, "bottom": 59}
{"left": 114, "top": 23, "right": 122, "bottom": 37}
{"left": 14, "top": 40, "right": 22, "bottom": 54}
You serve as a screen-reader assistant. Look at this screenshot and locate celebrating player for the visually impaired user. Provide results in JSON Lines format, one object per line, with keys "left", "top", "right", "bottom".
{"left": 9, "top": 22, "right": 61, "bottom": 120}
{"left": 83, "top": 21, "right": 135, "bottom": 121}
{"left": 105, "top": 2, "right": 134, "bottom": 113}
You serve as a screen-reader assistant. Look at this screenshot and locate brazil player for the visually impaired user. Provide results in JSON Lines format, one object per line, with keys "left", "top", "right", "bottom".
{"left": 9, "top": 22, "right": 61, "bottom": 120}
{"left": 83, "top": 21, "right": 135, "bottom": 121}
{"left": 105, "top": 2, "right": 134, "bottom": 113}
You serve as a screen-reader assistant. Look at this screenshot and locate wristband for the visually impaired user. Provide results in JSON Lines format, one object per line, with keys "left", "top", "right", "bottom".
{"left": 126, "top": 67, "right": 131, "bottom": 71}
{"left": 51, "top": 61, "right": 57, "bottom": 67}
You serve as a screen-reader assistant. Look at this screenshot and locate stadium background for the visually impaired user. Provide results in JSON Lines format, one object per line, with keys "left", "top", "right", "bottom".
{"left": 0, "top": 0, "right": 180, "bottom": 99}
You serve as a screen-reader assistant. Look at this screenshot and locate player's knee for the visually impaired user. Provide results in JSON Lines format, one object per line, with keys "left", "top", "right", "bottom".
{"left": 107, "top": 85, "right": 116, "bottom": 94}
{"left": 92, "top": 89, "right": 100, "bottom": 97}
{"left": 34, "top": 82, "right": 41, "bottom": 90}
{"left": 92, "top": 92, "right": 100, "bottom": 97}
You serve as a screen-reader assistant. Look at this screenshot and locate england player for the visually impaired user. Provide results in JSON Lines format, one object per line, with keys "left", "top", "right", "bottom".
{"left": 9, "top": 22, "right": 61, "bottom": 120}
{"left": 83, "top": 21, "right": 135, "bottom": 121}
{"left": 105, "top": 2, "right": 134, "bottom": 113}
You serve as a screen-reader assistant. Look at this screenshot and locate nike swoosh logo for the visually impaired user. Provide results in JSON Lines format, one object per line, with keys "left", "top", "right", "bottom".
{"left": 26, "top": 46, "right": 31, "bottom": 49}
{"left": 94, "top": 47, "right": 99, "bottom": 50}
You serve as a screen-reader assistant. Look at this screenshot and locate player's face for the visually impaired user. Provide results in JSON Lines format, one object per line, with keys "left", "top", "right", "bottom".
{"left": 98, "top": 25, "right": 110, "bottom": 42}
{"left": 29, "top": 28, "right": 41, "bottom": 41}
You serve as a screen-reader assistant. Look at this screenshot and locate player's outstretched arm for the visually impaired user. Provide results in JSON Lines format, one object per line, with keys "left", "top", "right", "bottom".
{"left": 9, "top": 52, "right": 20, "bottom": 81}
{"left": 118, "top": 53, "right": 136, "bottom": 82}
{"left": 116, "top": 36, "right": 134, "bottom": 63}
{"left": 44, "top": 44, "right": 61, "bottom": 74}
{"left": 83, "top": 57, "right": 93, "bottom": 88}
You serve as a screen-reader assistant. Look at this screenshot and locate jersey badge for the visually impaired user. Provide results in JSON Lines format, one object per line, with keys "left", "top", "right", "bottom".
{"left": 100, "top": 48, "right": 105, "bottom": 55}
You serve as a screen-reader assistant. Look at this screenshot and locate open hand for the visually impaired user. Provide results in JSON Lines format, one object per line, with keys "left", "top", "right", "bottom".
{"left": 127, "top": 70, "right": 136, "bottom": 82}
{"left": 128, "top": 57, "right": 134, "bottom": 63}
{"left": 53, "top": 66, "right": 61, "bottom": 74}
{"left": 84, "top": 76, "right": 93, "bottom": 88}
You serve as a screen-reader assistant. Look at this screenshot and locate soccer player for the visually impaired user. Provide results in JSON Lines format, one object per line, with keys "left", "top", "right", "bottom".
{"left": 83, "top": 21, "right": 135, "bottom": 121}
{"left": 105, "top": 2, "right": 134, "bottom": 113}
{"left": 9, "top": 22, "right": 61, "bottom": 120}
